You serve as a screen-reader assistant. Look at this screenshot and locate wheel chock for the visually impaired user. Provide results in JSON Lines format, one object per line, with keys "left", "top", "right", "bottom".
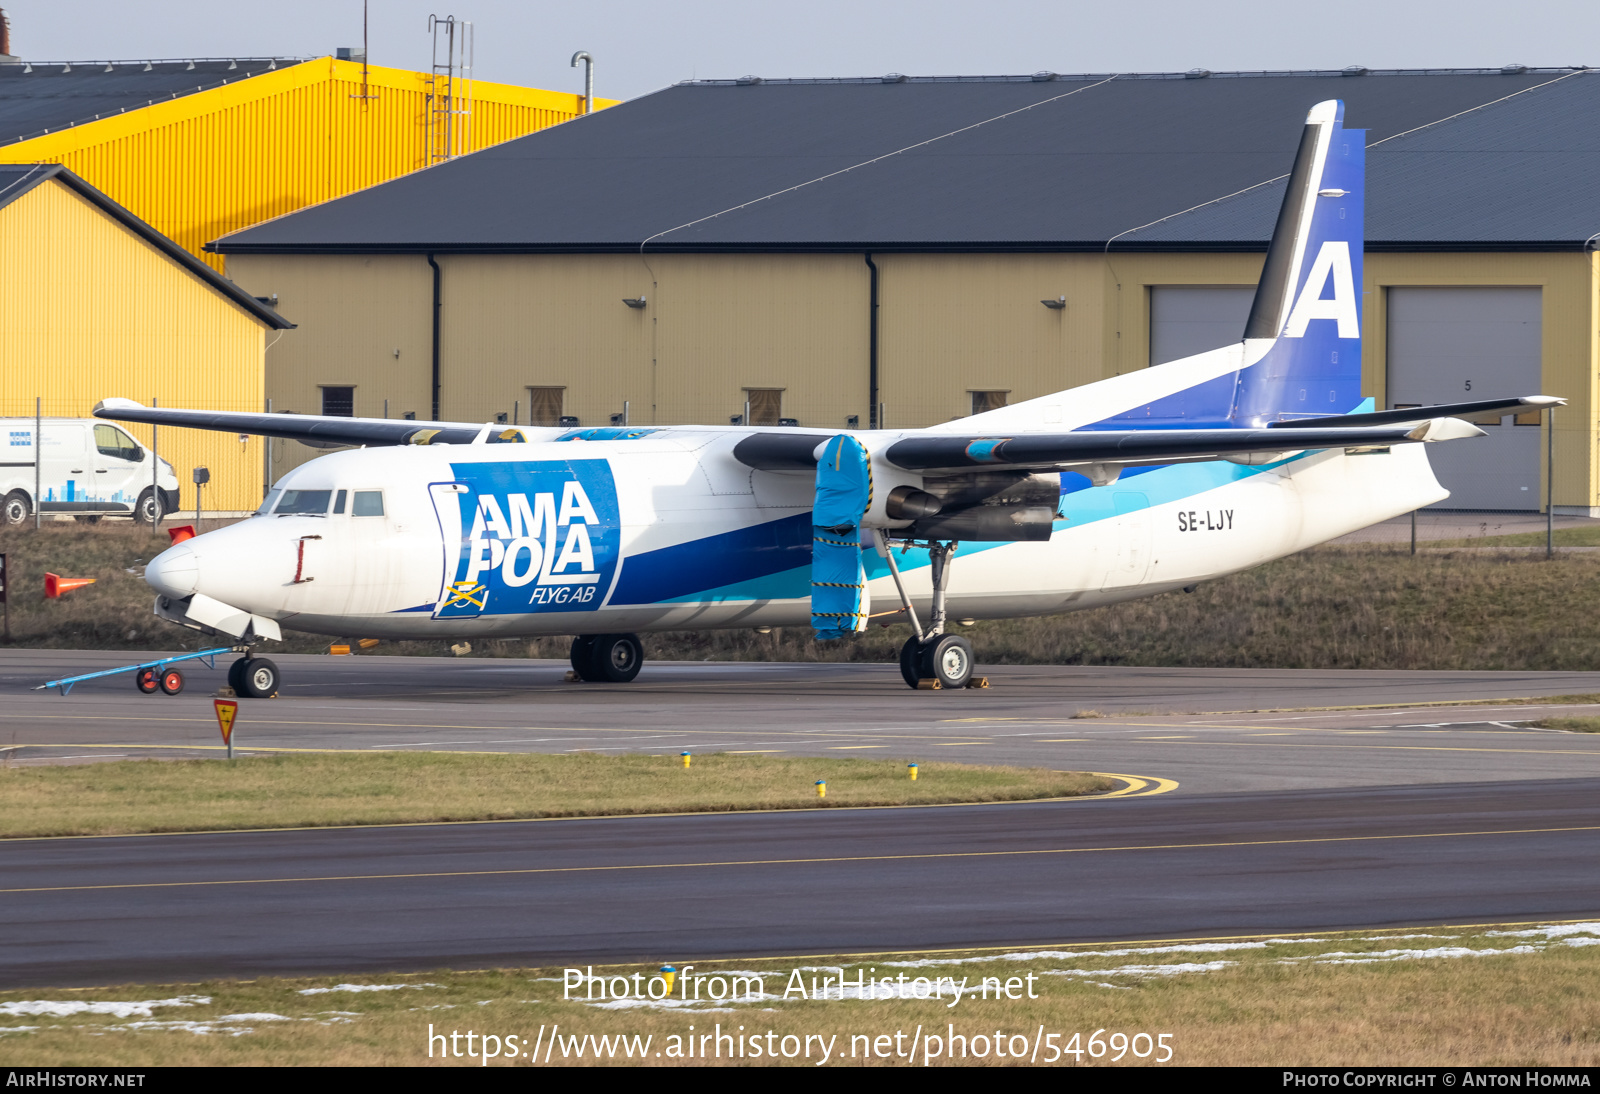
{"left": 215, "top": 686, "right": 237, "bottom": 699}
{"left": 966, "top": 676, "right": 990, "bottom": 689}
{"left": 564, "top": 670, "right": 581, "bottom": 683}
{"left": 916, "top": 678, "right": 942, "bottom": 690}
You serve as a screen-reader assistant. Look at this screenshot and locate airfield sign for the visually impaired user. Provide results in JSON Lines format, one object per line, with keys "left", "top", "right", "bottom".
{"left": 214, "top": 698, "right": 238, "bottom": 760}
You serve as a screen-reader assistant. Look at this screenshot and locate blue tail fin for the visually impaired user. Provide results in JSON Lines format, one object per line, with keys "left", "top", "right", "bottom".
{"left": 1230, "top": 99, "right": 1366, "bottom": 425}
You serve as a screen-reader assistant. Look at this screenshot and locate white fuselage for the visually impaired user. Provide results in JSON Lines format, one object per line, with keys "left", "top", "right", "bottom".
{"left": 143, "top": 428, "right": 1447, "bottom": 641}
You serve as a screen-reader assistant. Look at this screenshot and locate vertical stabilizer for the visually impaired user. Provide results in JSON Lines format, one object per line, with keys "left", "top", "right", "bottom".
{"left": 1231, "top": 100, "right": 1365, "bottom": 426}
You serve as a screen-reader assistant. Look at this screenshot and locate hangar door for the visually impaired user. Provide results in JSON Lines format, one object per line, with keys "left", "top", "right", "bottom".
{"left": 1387, "top": 287, "right": 1542, "bottom": 511}
{"left": 1149, "top": 286, "right": 1256, "bottom": 365}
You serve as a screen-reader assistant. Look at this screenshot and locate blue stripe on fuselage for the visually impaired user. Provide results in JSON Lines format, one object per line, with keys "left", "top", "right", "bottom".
{"left": 608, "top": 512, "right": 812, "bottom": 605}
{"left": 604, "top": 456, "right": 1306, "bottom": 606}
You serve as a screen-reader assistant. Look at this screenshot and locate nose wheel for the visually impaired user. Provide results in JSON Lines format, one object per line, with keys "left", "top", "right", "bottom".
{"left": 568, "top": 633, "right": 644, "bottom": 683}
{"left": 229, "top": 656, "right": 279, "bottom": 698}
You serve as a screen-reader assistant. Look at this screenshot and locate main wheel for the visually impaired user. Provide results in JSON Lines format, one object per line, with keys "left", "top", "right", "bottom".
{"left": 135, "top": 667, "right": 159, "bottom": 694}
{"left": 136, "top": 488, "right": 163, "bottom": 526}
{"left": 569, "top": 635, "right": 599, "bottom": 681}
{"left": 238, "top": 657, "right": 279, "bottom": 699}
{"left": 586, "top": 633, "right": 643, "bottom": 683}
{"left": 159, "top": 668, "right": 185, "bottom": 695}
{"left": 3, "top": 491, "right": 32, "bottom": 526}
{"left": 227, "top": 658, "right": 250, "bottom": 694}
{"left": 899, "top": 636, "right": 922, "bottom": 690}
{"left": 917, "top": 634, "right": 974, "bottom": 691}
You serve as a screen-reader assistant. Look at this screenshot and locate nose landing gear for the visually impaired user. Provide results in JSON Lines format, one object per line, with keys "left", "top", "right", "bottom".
{"left": 568, "top": 633, "right": 644, "bottom": 683}
{"left": 228, "top": 656, "right": 280, "bottom": 698}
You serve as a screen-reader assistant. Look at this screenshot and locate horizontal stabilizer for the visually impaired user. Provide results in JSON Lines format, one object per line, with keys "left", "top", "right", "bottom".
{"left": 1269, "top": 395, "right": 1564, "bottom": 430}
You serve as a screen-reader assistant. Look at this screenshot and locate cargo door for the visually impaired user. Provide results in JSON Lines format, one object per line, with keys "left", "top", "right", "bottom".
{"left": 1101, "top": 490, "right": 1152, "bottom": 589}
{"left": 428, "top": 482, "right": 483, "bottom": 618}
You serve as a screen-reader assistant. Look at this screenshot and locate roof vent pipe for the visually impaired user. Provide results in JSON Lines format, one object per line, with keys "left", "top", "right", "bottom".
{"left": 570, "top": 50, "right": 593, "bottom": 114}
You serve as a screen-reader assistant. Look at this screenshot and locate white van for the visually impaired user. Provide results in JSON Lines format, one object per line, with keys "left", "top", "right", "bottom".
{"left": 2, "top": 418, "right": 180, "bottom": 525}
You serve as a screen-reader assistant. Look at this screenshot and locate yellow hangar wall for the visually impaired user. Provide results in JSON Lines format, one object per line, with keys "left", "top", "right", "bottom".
{"left": 229, "top": 250, "right": 1599, "bottom": 509}
{"left": 0, "top": 59, "right": 605, "bottom": 270}
{"left": 0, "top": 178, "right": 272, "bottom": 512}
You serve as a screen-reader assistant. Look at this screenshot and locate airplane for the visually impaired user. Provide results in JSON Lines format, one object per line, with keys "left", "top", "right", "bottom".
{"left": 95, "top": 99, "right": 1560, "bottom": 699}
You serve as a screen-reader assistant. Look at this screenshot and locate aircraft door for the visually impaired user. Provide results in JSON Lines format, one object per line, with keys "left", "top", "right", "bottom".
{"left": 428, "top": 482, "right": 484, "bottom": 619}
{"left": 1101, "top": 490, "right": 1152, "bottom": 590}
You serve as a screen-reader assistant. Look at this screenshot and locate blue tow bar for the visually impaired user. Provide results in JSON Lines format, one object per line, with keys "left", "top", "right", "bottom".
{"left": 35, "top": 647, "right": 240, "bottom": 696}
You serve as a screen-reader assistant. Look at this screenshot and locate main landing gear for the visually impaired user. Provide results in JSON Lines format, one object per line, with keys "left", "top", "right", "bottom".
{"left": 227, "top": 656, "right": 280, "bottom": 699}
{"left": 569, "top": 633, "right": 644, "bottom": 683}
{"left": 879, "top": 533, "right": 975, "bottom": 691}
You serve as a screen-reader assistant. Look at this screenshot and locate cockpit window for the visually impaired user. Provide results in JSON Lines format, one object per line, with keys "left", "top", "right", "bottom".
{"left": 332, "top": 489, "right": 347, "bottom": 514}
{"left": 254, "top": 489, "right": 282, "bottom": 517}
{"left": 276, "top": 489, "right": 332, "bottom": 515}
{"left": 352, "top": 490, "right": 384, "bottom": 516}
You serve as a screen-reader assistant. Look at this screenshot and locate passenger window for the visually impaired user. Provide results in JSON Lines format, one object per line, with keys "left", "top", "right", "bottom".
{"left": 353, "top": 490, "right": 384, "bottom": 516}
{"left": 276, "top": 489, "right": 332, "bottom": 515}
{"left": 333, "top": 489, "right": 347, "bottom": 514}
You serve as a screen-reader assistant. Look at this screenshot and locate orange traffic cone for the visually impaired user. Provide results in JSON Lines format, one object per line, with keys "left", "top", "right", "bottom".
{"left": 167, "top": 525, "right": 197, "bottom": 545}
{"left": 45, "top": 573, "right": 97, "bottom": 598}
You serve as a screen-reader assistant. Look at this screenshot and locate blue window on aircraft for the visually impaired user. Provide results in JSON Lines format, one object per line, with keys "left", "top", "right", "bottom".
{"left": 276, "top": 490, "right": 331, "bottom": 515}
{"left": 353, "top": 490, "right": 384, "bottom": 516}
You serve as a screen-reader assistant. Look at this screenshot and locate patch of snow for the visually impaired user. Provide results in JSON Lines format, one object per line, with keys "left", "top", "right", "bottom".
{"left": 0, "top": 996, "right": 209, "bottom": 1019}
{"left": 298, "top": 983, "right": 437, "bottom": 995}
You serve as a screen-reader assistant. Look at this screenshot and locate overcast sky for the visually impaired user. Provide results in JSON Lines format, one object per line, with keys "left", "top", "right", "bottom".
{"left": 4, "top": 0, "right": 1597, "bottom": 102}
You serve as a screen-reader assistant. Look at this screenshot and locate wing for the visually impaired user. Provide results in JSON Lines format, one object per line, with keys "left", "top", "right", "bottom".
{"left": 93, "top": 398, "right": 506, "bottom": 448}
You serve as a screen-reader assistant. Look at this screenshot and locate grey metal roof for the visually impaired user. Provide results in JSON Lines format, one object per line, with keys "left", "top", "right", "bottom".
{"left": 212, "top": 68, "right": 1600, "bottom": 255}
{"left": 0, "top": 58, "right": 306, "bottom": 146}
{"left": 0, "top": 164, "right": 292, "bottom": 328}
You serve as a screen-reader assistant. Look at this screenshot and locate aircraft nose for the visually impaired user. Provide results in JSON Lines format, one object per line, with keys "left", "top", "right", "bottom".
{"left": 145, "top": 543, "right": 199, "bottom": 598}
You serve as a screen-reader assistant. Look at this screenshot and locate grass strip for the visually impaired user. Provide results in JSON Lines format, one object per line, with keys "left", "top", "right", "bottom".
{"left": 3, "top": 924, "right": 1597, "bottom": 1065}
{"left": 0, "top": 752, "right": 1111, "bottom": 838}
{"left": 1529, "top": 717, "right": 1600, "bottom": 733}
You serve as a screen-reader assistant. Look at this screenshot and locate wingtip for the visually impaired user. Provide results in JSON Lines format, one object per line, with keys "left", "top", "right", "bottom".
{"left": 92, "top": 397, "right": 144, "bottom": 417}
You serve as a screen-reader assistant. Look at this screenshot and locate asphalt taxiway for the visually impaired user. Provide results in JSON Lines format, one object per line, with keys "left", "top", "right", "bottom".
{"left": 6, "top": 651, "right": 1600, "bottom": 793}
{"left": 3, "top": 776, "right": 1597, "bottom": 987}
{"left": 3, "top": 651, "right": 1600, "bottom": 985}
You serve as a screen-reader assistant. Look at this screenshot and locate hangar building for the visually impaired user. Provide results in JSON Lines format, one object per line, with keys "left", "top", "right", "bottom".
{"left": 0, "top": 52, "right": 604, "bottom": 512}
{"left": 0, "top": 164, "right": 288, "bottom": 515}
{"left": 216, "top": 68, "right": 1600, "bottom": 513}
{"left": 0, "top": 55, "right": 602, "bottom": 269}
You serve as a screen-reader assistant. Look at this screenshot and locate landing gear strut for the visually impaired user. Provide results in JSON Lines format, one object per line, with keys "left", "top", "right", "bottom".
{"left": 878, "top": 532, "right": 974, "bottom": 691}
{"left": 569, "top": 633, "right": 644, "bottom": 683}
